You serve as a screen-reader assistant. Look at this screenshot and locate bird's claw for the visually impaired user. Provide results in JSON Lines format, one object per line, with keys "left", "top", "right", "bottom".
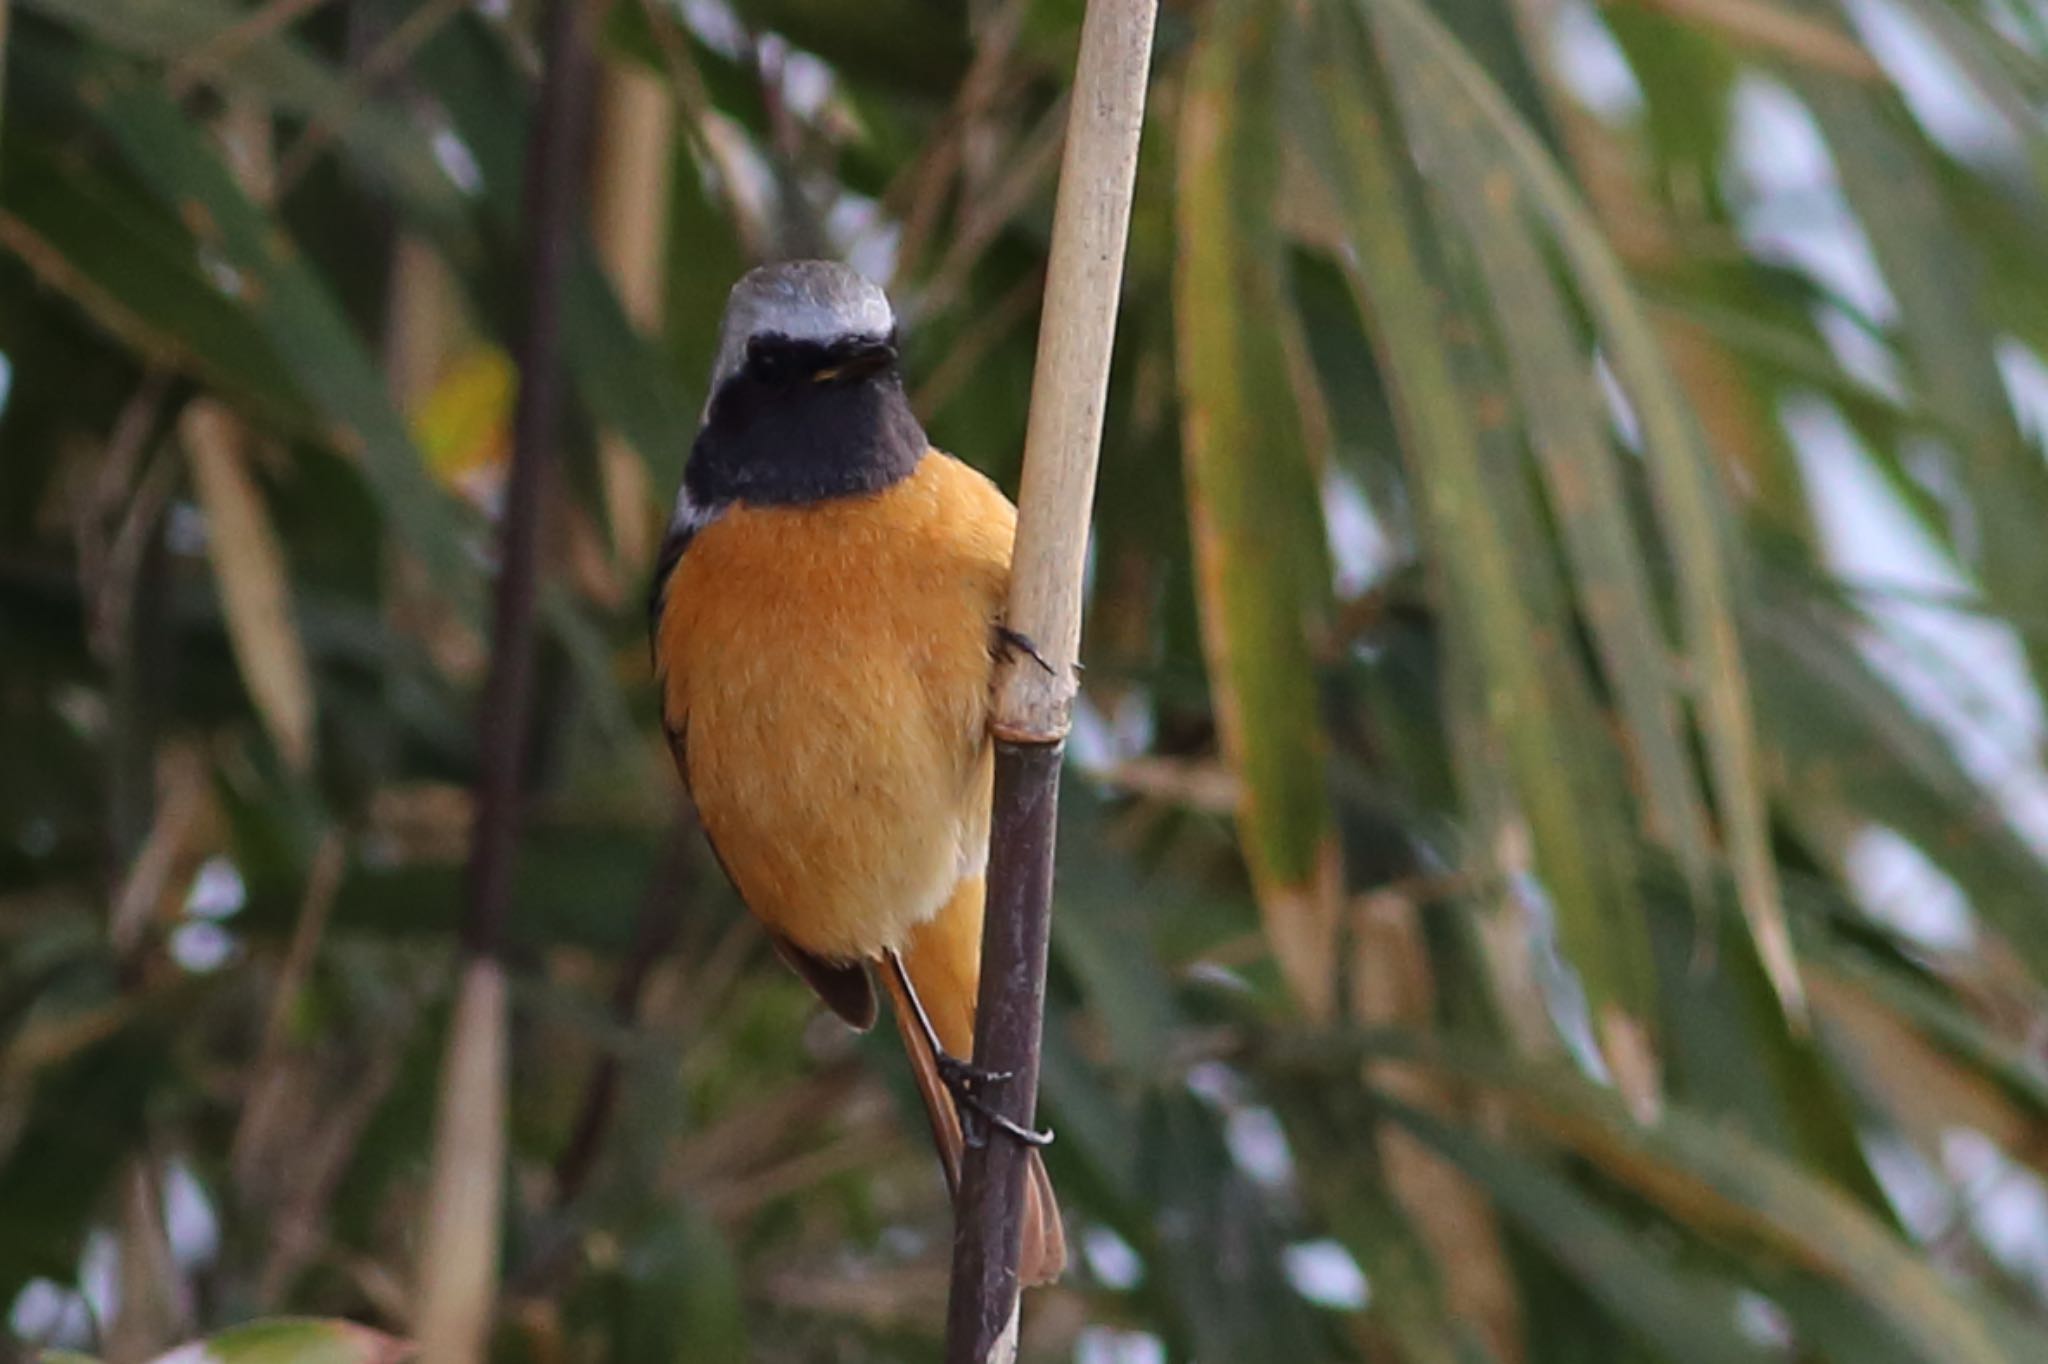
{"left": 938, "top": 1053, "right": 1054, "bottom": 1149}
{"left": 994, "top": 626, "right": 1057, "bottom": 677}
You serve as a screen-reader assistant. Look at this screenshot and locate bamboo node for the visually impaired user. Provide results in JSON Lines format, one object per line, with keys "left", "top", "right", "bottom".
{"left": 990, "top": 719, "right": 1069, "bottom": 746}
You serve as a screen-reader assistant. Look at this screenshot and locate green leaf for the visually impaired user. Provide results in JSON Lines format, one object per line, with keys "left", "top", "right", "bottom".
{"left": 1797, "top": 73, "right": 2048, "bottom": 698}
{"left": 85, "top": 70, "right": 483, "bottom": 618}
{"left": 1646, "top": 886, "right": 1891, "bottom": 1217}
{"left": 564, "top": 1204, "right": 747, "bottom": 1362}
{"left": 1381, "top": 1099, "right": 1773, "bottom": 1364}
{"left": 1366, "top": 0, "right": 1803, "bottom": 1024}
{"left": 1388, "top": 49, "right": 1715, "bottom": 896}
{"left": 20, "top": 0, "right": 465, "bottom": 231}
{"left": 1277, "top": 1080, "right": 1494, "bottom": 1364}
{"left": 1136, "top": 1090, "right": 1330, "bottom": 1361}
{"left": 1367, "top": 1043, "right": 2022, "bottom": 1364}
{"left": 1174, "top": 0, "right": 1343, "bottom": 1016}
{"left": 404, "top": 11, "right": 696, "bottom": 499}
{"left": 1296, "top": 0, "right": 1655, "bottom": 1082}
{"left": 1749, "top": 588, "right": 2048, "bottom": 980}
{"left": 1050, "top": 789, "right": 1182, "bottom": 1076}
{"left": 0, "top": 137, "right": 310, "bottom": 432}
{"left": 0, "top": 988, "right": 180, "bottom": 1306}
{"left": 138, "top": 1318, "right": 410, "bottom": 1364}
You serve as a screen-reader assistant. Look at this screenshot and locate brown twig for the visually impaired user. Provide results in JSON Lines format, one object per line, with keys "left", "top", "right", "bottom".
{"left": 912, "top": 266, "right": 1045, "bottom": 422}
{"left": 231, "top": 830, "right": 348, "bottom": 1174}
{"left": 668, "top": 1063, "right": 869, "bottom": 1193}
{"left": 943, "top": 2, "right": 1158, "bottom": 1359}
{"left": 272, "top": 0, "right": 469, "bottom": 194}
{"left": 628, "top": 0, "right": 771, "bottom": 258}
{"left": 550, "top": 822, "right": 693, "bottom": 1204}
{"left": 909, "top": 93, "right": 1069, "bottom": 325}
{"left": 79, "top": 373, "right": 179, "bottom": 661}
{"left": 168, "top": 0, "right": 337, "bottom": 97}
{"left": 883, "top": 0, "right": 1037, "bottom": 284}
{"left": 106, "top": 464, "right": 180, "bottom": 911}
{"left": 416, "top": 0, "right": 596, "bottom": 1358}
{"left": 1624, "top": 0, "right": 1882, "bottom": 79}
{"left": 1098, "top": 755, "right": 1240, "bottom": 813}
{"left": 456, "top": 0, "right": 591, "bottom": 964}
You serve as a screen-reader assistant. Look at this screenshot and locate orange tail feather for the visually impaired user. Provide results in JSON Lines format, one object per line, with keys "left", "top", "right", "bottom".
{"left": 884, "top": 877, "right": 1065, "bottom": 1286}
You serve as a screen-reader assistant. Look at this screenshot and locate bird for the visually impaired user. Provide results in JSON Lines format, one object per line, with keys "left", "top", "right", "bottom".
{"left": 648, "top": 259, "right": 1065, "bottom": 1286}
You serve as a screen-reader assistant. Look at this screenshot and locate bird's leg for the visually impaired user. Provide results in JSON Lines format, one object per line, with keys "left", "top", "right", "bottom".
{"left": 992, "top": 625, "right": 1057, "bottom": 678}
{"left": 887, "top": 949, "right": 1053, "bottom": 1149}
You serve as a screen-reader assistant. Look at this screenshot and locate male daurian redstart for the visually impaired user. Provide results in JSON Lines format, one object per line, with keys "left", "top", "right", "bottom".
{"left": 649, "top": 260, "right": 1065, "bottom": 1285}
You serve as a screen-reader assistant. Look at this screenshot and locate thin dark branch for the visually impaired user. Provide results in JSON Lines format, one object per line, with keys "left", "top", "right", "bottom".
{"left": 943, "top": 739, "right": 1063, "bottom": 1358}
{"left": 460, "top": 0, "right": 596, "bottom": 959}
{"left": 110, "top": 495, "right": 172, "bottom": 879}
{"left": 552, "top": 817, "right": 695, "bottom": 1202}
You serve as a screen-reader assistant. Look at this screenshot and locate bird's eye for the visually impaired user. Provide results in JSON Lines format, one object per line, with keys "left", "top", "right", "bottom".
{"left": 746, "top": 340, "right": 791, "bottom": 382}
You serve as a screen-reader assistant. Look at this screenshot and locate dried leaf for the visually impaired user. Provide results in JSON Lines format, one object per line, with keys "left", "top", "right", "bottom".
{"left": 182, "top": 400, "right": 315, "bottom": 773}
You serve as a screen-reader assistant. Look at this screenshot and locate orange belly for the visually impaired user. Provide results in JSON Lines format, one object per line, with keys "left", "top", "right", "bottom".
{"left": 655, "top": 450, "right": 1016, "bottom": 962}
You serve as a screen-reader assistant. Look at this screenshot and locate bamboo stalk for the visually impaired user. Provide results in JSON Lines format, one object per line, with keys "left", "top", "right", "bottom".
{"left": 943, "top": 2, "right": 1158, "bottom": 1359}
{"left": 415, "top": 1, "right": 595, "bottom": 1360}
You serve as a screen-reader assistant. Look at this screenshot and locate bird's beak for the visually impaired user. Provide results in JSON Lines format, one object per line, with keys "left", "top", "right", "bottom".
{"left": 814, "top": 338, "right": 896, "bottom": 384}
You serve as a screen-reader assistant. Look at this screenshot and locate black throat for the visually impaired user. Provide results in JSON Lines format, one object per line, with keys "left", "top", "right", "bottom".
{"left": 685, "top": 332, "right": 927, "bottom": 509}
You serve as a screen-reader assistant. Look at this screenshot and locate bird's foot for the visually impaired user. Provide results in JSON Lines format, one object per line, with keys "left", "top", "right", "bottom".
{"left": 938, "top": 1053, "right": 1054, "bottom": 1149}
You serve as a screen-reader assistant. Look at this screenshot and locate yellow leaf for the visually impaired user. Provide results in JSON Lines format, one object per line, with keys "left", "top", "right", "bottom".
{"left": 412, "top": 347, "right": 513, "bottom": 494}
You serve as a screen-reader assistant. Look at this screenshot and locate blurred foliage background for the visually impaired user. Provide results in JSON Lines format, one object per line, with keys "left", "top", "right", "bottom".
{"left": 8, "top": 0, "right": 2048, "bottom": 1359}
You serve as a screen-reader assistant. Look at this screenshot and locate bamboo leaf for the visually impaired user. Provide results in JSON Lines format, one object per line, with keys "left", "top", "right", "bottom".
{"left": 1748, "top": 589, "right": 2048, "bottom": 980}
{"left": 1390, "top": 53, "right": 1715, "bottom": 894}
{"left": 1796, "top": 74, "right": 2048, "bottom": 692}
{"left": 181, "top": 399, "right": 317, "bottom": 772}
{"left": 1136, "top": 1092, "right": 1328, "bottom": 1361}
{"left": 1771, "top": 1274, "right": 1934, "bottom": 1364}
{"left": 415, "top": 961, "right": 507, "bottom": 1364}
{"left": 1646, "top": 886, "right": 1892, "bottom": 1213}
{"left": 1560, "top": 1112, "right": 2023, "bottom": 1364}
{"left": 20, "top": 0, "right": 464, "bottom": 230}
{"left": 405, "top": 11, "right": 696, "bottom": 491}
{"left": 1175, "top": 0, "right": 1344, "bottom": 1017}
{"left": 1380, "top": 1099, "right": 1773, "bottom": 1364}
{"left": 1353, "top": 1042, "right": 2025, "bottom": 1364}
{"left": 1050, "top": 790, "right": 1182, "bottom": 1076}
{"left": 590, "top": 1211, "right": 748, "bottom": 1362}
{"left": 1277, "top": 1082, "right": 1490, "bottom": 1364}
{"left": 1867, "top": 0, "right": 2048, "bottom": 192}
{"left": 0, "top": 0, "right": 11, "bottom": 152}
{"left": 1368, "top": 0, "right": 1804, "bottom": 1022}
{"left": 0, "top": 138, "right": 310, "bottom": 432}
{"left": 1296, "top": 0, "right": 1657, "bottom": 1095}
{"left": 0, "top": 997, "right": 177, "bottom": 1308}
{"left": 1808, "top": 942, "right": 2048, "bottom": 1130}
{"left": 139, "top": 1319, "right": 412, "bottom": 1364}
{"left": 86, "top": 72, "right": 483, "bottom": 618}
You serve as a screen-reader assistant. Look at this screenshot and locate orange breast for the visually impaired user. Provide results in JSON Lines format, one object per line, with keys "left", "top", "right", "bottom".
{"left": 655, "top": 450, "right": 1016, "bottom": 962}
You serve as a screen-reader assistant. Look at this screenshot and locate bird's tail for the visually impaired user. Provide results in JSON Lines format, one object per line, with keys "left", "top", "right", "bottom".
{"left": 883, "top": 875, "right": 1065, "bottom": 1287}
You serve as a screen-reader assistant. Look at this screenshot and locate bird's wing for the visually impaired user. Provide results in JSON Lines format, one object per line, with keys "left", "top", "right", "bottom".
{"left": 769, "top": 933, "right": 878, "bottom": 1030}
